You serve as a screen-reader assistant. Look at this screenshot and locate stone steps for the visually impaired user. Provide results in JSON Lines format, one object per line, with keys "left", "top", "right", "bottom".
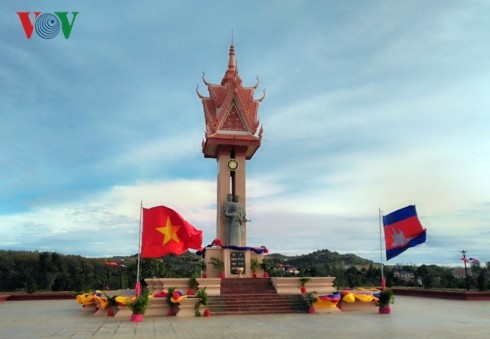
{"left": 208, "top": 294, "right": 309, "bottom": 315}
{"left": 220, "top": 278, "right": 277, "bottom": 295}
{"left": 206, "top": 278, "right": 309, "bottom": 315}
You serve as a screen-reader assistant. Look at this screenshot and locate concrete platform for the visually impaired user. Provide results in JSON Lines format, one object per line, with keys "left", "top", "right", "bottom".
{"left": 0, "top": 296, "right": 489, "bottom": 338}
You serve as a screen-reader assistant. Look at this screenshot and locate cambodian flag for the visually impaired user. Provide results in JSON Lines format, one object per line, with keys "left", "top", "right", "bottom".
{"left": 383, "top": 205, "right": 427, "bottom": 260}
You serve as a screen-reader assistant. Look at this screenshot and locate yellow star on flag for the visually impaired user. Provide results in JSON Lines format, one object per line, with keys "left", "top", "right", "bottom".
{"left": 156, "top": 217, "right": 181, "bottom": 245}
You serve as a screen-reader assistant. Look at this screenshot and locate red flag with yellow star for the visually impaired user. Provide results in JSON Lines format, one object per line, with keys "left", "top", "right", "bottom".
{"left": 141, "top": 206, "right": 203, "bottom": 258}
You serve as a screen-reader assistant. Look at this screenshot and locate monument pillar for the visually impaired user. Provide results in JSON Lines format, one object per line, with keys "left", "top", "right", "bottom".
{"left": 198, "top": 40, "right": 264, "bottom": 248}
{"left": 233, "top": 150, "right": 247, "bottom": 244}
{"left": 216, "top": 147, "right": 230, "bottom": 243}
{"left": 215, "top": 146, "right": 247, "bottom": 246}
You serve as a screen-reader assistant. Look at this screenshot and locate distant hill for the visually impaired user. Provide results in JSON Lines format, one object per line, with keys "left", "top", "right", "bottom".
{"left": 0, "top": 248, "right": 377, "bottom": 292}
{"left": 4, "top": 249, "right": 482, "bottom": 291}
{"left": 266, "top": 249, "right": 376, "bottom": 274}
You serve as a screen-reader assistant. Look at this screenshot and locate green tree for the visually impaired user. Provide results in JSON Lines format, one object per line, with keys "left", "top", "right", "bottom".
{"left": 416, "top": 265, "right": 434, "bottom": 288}
{"left": 140, "top": 259, "right": 166, "bottom": 282}
{"left": 477, "top": 269, "right": 488, "bottom": 291}
{"left": 345, "top": 266, "right": 361, "bottom": 288}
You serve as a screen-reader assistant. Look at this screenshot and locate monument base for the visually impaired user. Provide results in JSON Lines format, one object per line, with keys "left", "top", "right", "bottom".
{"left": 203, "top": 247, "right": 265, "bottom": 278}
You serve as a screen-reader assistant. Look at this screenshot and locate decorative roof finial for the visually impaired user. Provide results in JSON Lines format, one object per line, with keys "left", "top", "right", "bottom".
{"left": 228, "top": 34, "right": 236, "bottom": 72}
{"left": 221, "top": 32, "right": 241, "bottom": 85}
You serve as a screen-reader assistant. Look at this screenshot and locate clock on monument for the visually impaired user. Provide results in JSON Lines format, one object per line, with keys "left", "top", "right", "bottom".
{"left": 227, "top": 159, "right": 239, "bottom": 171}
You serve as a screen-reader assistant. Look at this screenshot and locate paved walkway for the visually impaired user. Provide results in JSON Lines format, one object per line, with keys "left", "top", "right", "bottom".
{"left": 0, "top": 296, "right": 489, "bottom": 338}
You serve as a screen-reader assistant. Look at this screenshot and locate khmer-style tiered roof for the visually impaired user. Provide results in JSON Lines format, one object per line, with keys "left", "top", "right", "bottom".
{"left": 197, "top": 41, "right": 265, "bottom": 159}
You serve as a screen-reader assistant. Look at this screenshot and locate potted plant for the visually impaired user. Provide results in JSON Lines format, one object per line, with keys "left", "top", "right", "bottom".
{"left": 304, "top": 291, "right": 317, "bottom": 314}
{"left": 166, "top": 287, "right": 178, "bottom": 316}
{"left": 201, "top": 260, "right": 207, "bottom": 278}
{"left": 194, "top": 287, "right": 210, "bottom": 317}
{"left": 127, "top": 289, "right": 150, "bottom": 322}
{"left": 376, "top": 288, "right": 394, "bottom": 314}
{"left": 299, "top": 277, "right": 311, "bottom": 294}
{"left": 209, "top": 257, "right": 225, "bottom": 278}
{"left": 188, "top": 274, "right": 199, "bottom": 295}
{"left": 104, "top": 294, "right": 118, "bottom": 317}
{"left": 261, "top": 258, "right": 272, "bottom": 278}
{"left": 250, "top": 258, "right": 260, "bottom": 278}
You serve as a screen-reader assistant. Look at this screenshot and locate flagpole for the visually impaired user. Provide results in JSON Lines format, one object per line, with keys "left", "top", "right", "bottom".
{"left": 136, "top": 201, "right": 143, "bottom": 292}
{"left": 378, "top": 208, "right": 386, "bottom": 290}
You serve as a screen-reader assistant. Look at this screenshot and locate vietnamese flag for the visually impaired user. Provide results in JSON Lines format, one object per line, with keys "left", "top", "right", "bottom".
{"left": 141, "top": 206, "right": 203, "bottom": 258}
{"left": 105, "top": 259, "right": 127, "bottom": 268}
{"left": 383, "top": 205, "right": 427, "bottom": 261}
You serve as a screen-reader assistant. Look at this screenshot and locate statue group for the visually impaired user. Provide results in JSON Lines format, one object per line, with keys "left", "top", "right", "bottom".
{"left": 223, "top": 194, "right": 249, "bottom": 246}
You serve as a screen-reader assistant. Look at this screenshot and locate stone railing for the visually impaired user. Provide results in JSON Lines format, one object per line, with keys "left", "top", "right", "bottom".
{"left": 196, "top": 278, "right": 221, "bottom": 296}
{"left": 145, "top": 278, "right": 190, "bottom": 295}
{"left": 271, "top": 277, "right": 336, "bottom": 295}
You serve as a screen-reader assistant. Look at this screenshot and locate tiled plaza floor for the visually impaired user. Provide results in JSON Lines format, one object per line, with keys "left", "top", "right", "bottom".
{"left": 0, "top": 296, "right": 488, "bottom": 338}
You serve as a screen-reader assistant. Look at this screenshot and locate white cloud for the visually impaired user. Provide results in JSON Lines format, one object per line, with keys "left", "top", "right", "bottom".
{"left": 1, "top": 1, "right": 489, "bottom": 266}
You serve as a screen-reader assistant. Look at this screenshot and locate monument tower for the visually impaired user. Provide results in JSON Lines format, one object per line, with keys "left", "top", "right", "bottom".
{"left": 197, "top": 41, "right": 265, "bottom": 248}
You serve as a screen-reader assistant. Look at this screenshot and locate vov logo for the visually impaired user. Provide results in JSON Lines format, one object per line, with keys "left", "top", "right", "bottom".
{"left": 17, "top": 12, "right": 79, "bottom": 39}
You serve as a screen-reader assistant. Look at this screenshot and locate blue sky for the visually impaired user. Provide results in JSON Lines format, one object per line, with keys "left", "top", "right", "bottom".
{"left": 1, "top": 1, "right": 489, "bottom": 266}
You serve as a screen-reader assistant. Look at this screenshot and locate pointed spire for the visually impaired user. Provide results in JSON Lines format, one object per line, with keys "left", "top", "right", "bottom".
{"left": 227, "top": 38, "right": 236, "bottom": 73}
{"left": 222, "top": 33, "right": 241, "bottom": 85}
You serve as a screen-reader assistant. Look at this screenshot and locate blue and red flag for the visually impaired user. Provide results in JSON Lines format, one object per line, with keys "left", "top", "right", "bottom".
{"left": 383, "top": 205, "right": 427, "bottom": 260}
